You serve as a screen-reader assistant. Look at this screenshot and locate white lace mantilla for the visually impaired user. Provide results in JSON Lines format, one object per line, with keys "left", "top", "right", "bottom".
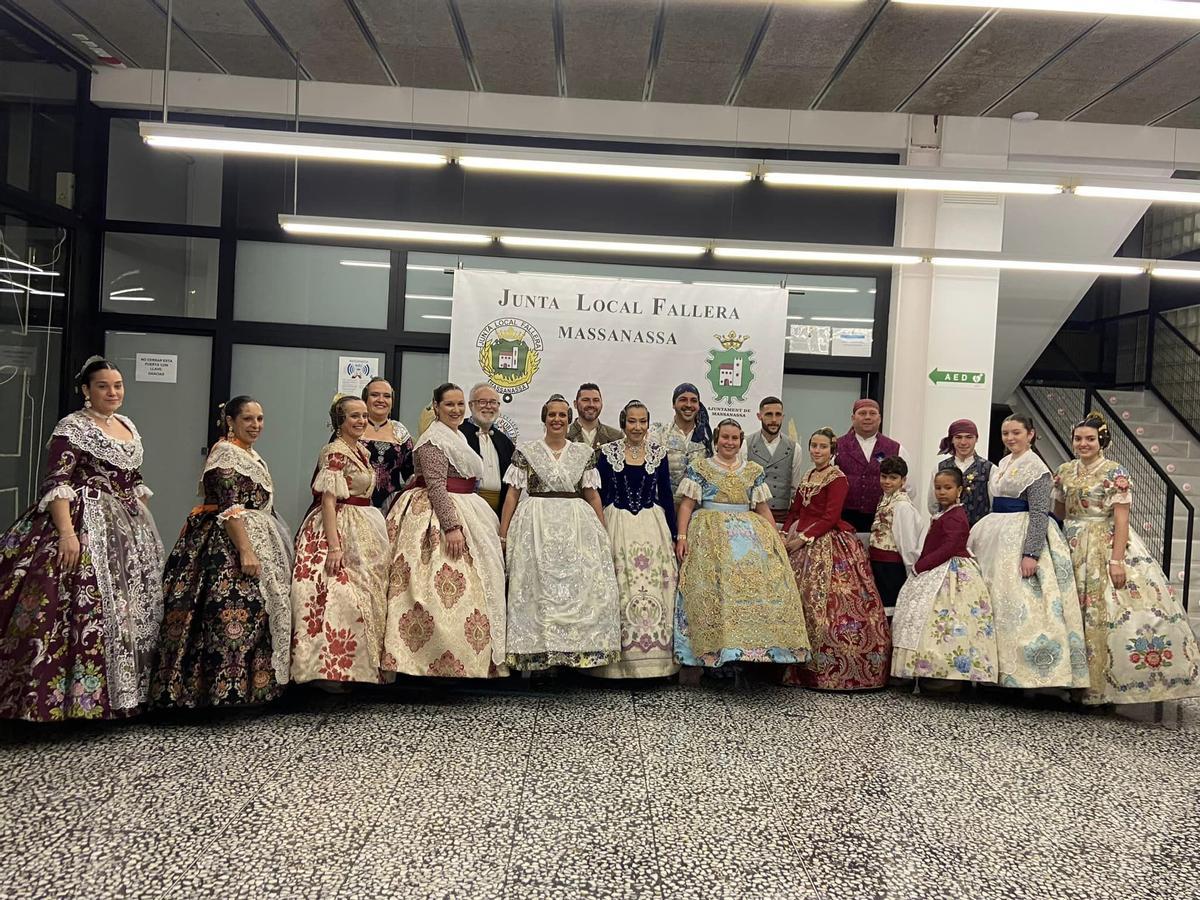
{"left": 506, "top": 440, "right": 601, "bottom": 491}
{"left": 202, "top": 441, "right": 277, "bottom": 515}
{"left": 414, "top": 420, "right": 483, "bottom": 480}
{"left": 241, "top": 509, "right": 294, "bottom": 683}
{"left": 990, "top": 451, "right": 1049, "bottom": 499}
{"left": 52, "top": 412, "right": 144, "bottom": 471}
{"left": 600, "top": 440, "right": 667, "bottom": 474}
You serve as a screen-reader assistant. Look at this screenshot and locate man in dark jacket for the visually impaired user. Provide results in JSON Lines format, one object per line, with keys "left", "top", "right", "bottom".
{"left": 460, "top": 382, "right": 515, "bottom": 513}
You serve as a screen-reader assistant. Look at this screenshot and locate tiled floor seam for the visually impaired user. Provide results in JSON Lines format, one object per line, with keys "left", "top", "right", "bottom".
{"left": 151, "top": 706, "right": 343, "bottom": 900}
{"left": 498, "top": 694, "right": 543, "bottom": 899}
{"left": 334, "top": 710, "right": 437, "bottom": 898}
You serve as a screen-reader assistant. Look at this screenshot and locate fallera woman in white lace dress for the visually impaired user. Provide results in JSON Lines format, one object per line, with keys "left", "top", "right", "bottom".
{"left": 498, "top": 394, "right": 620, "bottom": 670}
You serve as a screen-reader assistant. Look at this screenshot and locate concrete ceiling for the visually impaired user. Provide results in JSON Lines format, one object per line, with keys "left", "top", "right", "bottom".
{"left": 12, "top": 0, "right": 1200, "bottom": 128}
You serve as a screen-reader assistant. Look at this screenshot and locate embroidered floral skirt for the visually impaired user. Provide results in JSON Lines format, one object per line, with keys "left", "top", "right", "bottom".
{"left": 783, "top": 531, "right": 890, "bottom": 690}
{"left": 505, "top": 497, "right": 620, "bottom": 671}
{"left": 675, "top": 509, "right": 810, "bottom": 668}
{"left": 590, "top": 506, "right": 679, "bottom": 679}
{"left": 383, "top": 488, "right": 507, "bottom": 678}
{"left": 1063, "top": 515, "right": 1200, "bottom": 704}
{"left": 891, "top": 556, "right": 998, "bottom": 683}
{"left": 289, "top": 504, "right": 388, "bottom": 684}
{"left": 0, "top": 493, "right": 163, "bottom": 721}
{"left": 150, "top": 508, "right": 293, "bottom": 708}
{"left": 968, "top": 512, "right": 1089, "bottom": 689}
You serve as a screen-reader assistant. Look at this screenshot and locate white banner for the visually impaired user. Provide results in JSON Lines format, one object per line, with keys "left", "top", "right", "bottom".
{"left": 448, "top": 271, "right": 786, "bottom": 442}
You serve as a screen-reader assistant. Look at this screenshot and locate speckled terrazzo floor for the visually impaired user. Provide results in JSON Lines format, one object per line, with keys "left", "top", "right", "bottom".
{"left": 2, "top": 681, "right": 1198, "bottom": 900}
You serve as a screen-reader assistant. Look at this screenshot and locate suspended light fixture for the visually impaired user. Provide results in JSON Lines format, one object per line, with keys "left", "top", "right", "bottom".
{"left": 714, "top": 246, "right": 923, "bottom": 266}
{"left": 499, "top": 235, "right": 707, "bottom": 256}
{"left": 458, "top": 153, "right": 753, "bottom": 184}
{"left": 893, "top": 0, "right": 1200, "bottom": 22}
{"left": 931, "top": 256, "right": 1145, "bottom": 276}
{"left": 280, "top": 215, "right": 493, "bottom": 245}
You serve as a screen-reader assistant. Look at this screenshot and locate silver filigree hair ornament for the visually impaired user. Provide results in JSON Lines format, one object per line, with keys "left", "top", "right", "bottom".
{"left": 77, "top": 354, "right": 106, "bottom": 379}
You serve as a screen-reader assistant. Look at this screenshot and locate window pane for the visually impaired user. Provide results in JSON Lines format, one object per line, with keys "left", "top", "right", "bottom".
{"left": 106, "top": 118, "right": 222, "bottom": 225}
{"left": 102, "top": 232, "right": 219, "bottom": 318}
{"left": 0, "top": 208, "right": 66, "bottom": 528}
{"left": 230, "top": 344, "right": 385, "bottom": 527}
{"left": 103, "top": 331, "right": 213, "bottom": 532}
{"left": 786, "top": 275, "right": 876, "bottom": 358}
{"left": 781, "top": 374, "right": 862, "bottom": 443}
{"left": 235, "top": 242, "right": 390, "bottom": 329}
{"left": 398, "top": 350, "right": 448, "bottom": 434}
{"left": 0, "top": 60, "right": 76, "bottom": 206}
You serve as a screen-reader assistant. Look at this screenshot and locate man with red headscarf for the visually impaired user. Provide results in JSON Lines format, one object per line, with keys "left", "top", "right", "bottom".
{"left": 837, "top": 399, "right": 908, "bottom": 534}
{"left": 927, "top": 418, "right": 994, "bottom": 527}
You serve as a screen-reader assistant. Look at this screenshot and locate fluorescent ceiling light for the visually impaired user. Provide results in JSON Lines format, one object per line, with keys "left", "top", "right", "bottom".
{"left": 691, "top": 281, "right": 781, "bottom": 288}
{"left": 894, "top": 0, "right": 1200, "bottom": 22}
{"left": 109, "top": 295, "right": 156, "bottom": 302}
{"left": 0, "top": 288, "right": 20, "bottom": 294}
{"left": 280, "top": 216, "right": 492, "bottom": 245}
{"left": 812, "top": 317, "right": 874, "bottom": 323}
{"left": 715, "top": 247, "right": 922, "bottom": 265}
{"left": 789, "top": 285, "right": 860, "bottom": 293}
{"left": 407, "top": 264, "right": 454, "bottom": 272}
{"left": 931, "top": 256, "right": 1144, "bottom": 276}
{"left": 499, "top": 236, "right": 706, "bottom": 256}
{"left": 459, "top": 155, "right": 752, "bottom": 184}
{"left": 140, "top": 122, "right": 446, "bottom": 166}
{"left": 339, "top": 260, "right": 391, "bottom": 269}
{"left": 0, "top": 267, "right": 60, "bottom": 276}
{"left": 109, "top": 287, "right": 145, "bottom": 296}
{"left": 763, "top": 171, "right": 1061, "bottom": 195}
{"left": 1, "top": 256, "right": 54, "bottom": 272}
{"left": 406, "top": 293, "right": 452, "bottom": 301}
{"left": 1074, "top": 185, "right": 1200, "bottom": 203}
{"left": 0, "top": 277, "right": 65, "bottom": 296}
{"left": 787, "top": 316, "right": 806, "bottom": 321}
{"left": 1150, "top": 267, "right": 1200, "bottom": 280}
{"left": 423, "top": 314, "right": 453, "bottom": 320}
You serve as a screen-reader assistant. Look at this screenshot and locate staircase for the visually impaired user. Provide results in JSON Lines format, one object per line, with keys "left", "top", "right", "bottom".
{"left": 1100, "top": 389, "right": 1199, "bottom": 606}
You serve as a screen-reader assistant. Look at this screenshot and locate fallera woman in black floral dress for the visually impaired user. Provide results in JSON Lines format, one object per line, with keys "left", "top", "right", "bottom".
{"left": 149, "top": 397, "right": 294, "bottom": 708}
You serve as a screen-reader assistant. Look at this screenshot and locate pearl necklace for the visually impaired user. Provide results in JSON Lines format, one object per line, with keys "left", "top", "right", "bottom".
{"left": 84, "top": 407, "right": 116, "bottom": 426}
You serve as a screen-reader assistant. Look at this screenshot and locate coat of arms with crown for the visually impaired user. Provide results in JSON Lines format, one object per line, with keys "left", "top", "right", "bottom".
{"left": 476, "top": 318, "right": 543, "bottom": 398}
{"left": 705, "top": 331, "right": 755, "bottom": 402}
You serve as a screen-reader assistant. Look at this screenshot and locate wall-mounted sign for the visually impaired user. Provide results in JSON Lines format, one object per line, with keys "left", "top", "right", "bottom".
{"left": 135, "top": 353, "right": 177, "bottom": 383}
{"left": 337, "top": 356, "right": 377, "bottom": 396}
{"left": 929, "top": 368, "right": 986, "bottom": 386}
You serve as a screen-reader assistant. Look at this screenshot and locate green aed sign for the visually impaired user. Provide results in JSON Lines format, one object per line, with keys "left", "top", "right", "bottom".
{"left": 929, "top": 368, "right": 986, "bottom": 385}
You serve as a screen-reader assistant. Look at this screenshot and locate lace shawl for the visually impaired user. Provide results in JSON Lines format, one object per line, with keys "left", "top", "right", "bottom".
{"left": 599, "top": 440, "right": 668, "bottom": 474}
{"left": 413, "top": 420, "right": 484, "bottom": 481}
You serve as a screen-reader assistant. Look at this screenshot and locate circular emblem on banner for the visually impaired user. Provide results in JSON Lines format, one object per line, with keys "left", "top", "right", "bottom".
{"left": 477, "top": 318, "right": 543, "bottom": 398}
{"left": 706, "top": 331, "right": 755, "bottom": 402}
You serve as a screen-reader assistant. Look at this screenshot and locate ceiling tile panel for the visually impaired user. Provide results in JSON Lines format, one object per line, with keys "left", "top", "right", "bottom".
{"left": 817, "top": 5, "right": 983, "bottom": 111}
{"left": 903, "top": 12, "right": 1097, "bottom": 114}
{"left": 457, "top": 0, "right": 556, "bottom": 95}
{"left": 562, "top": 0, "right": 656, "bottom": 101}
{"left": 1155, "top": 98, "right": 1200, "bottom": 129}
{"left": 170, "top": 0, "right": 296, "bottom": 78}
{"left": 63, "top": 0, "right": 221, "bottom": 72}
{"left": 651, "top": 0, "right": 768, "bottom": 104}
{"left": 253, "top": 0, "right": 391, "bottom": 84}
{"left": 354, "top": 0, "right": 472, "bottom": 90}
{"left": 988, "top": 20, "right": 1199, "bottom": 120}
{"left": 1072, "top": 37, "right": 1200, "bottom": 125}
{"left": 14, "top": 0, "right": 129, "bottom": 63}
{"left": 737, "top": 0, "right": 884, "bottom": 109}
{"left": 653, "top": 61, "right": 738, "bottom": 106}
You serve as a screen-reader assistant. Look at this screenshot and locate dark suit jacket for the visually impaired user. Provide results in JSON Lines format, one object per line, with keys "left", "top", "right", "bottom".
{"left": 460, "top": 418, "right": 515, "bottom": 509}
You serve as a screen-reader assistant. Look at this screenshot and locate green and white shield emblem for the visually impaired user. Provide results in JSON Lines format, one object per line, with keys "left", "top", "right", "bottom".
{"left": 490, "top": 338, "right": 527, "bottom": 376}
{"left": 706, "top": 333, "right": 755, "bottom": 402}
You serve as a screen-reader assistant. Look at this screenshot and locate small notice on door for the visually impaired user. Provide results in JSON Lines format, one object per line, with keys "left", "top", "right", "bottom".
{"left": 135, "top": 353, "right": 178, "bottom": 383}
{"left": 338, "top": 356, "right": 377, "bottom": 396}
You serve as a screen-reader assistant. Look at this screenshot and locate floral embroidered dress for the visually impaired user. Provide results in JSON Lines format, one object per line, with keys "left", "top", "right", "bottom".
{"left": 674, "top": 458, "right": 810, "bottom": 668}
{"left": 503, "top": 440, "right": 620, "bottom": 670}
{"left": 363, "top": 420, "right": 414, "bottom": 512}
{"left": 149, "top": 440, "right": 294, "bottom": 708}
{"left": 967, "top": 452, "right": 1089, "bottom": 689}
{"left": 891, "top": 504, "right": 997, "bottom": 683}
{"left": 782, "top": 467, "right": 890, "bottom": 690}
{"left": 289, "top": 439, "right": 389, "bottom": 684}
{"left": 383, "top": 422, "right": 507, "bottom": 678}
{"left": 590, "top": 440, "right": 680, "bottom": 679}
{"left": 1054, "top": 457, "right": 1200, "bottom": 704}
{"left": 0, "top": 412, "right": 164, "bottom": 721}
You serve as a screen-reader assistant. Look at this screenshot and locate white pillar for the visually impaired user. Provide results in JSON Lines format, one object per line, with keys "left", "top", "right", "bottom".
{"left": 885, "top": 119, "right": 1006, "bottom": 504}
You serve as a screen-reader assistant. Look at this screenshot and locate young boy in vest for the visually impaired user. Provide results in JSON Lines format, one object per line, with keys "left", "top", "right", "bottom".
{"left": 869, "top": 456, "right": 923, "bottom": 616}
